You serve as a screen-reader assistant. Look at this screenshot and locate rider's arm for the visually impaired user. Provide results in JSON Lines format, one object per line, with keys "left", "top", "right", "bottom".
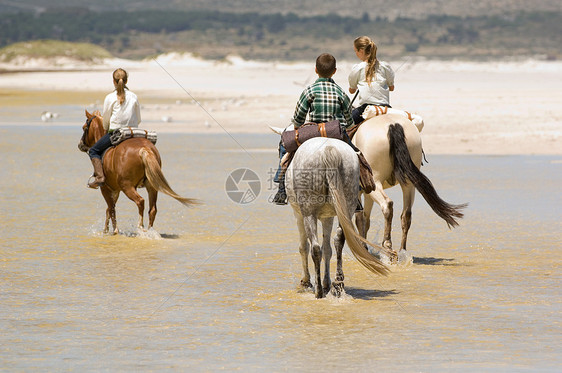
{"left": 102, "top": 94, "right": 113, "bottom": 132}
{"left": 340, "top": 89, "right": 354, "bottom": 128}
{"left": 348, "top": 63, "right": 361, "bottom": 95}
{"left": 384, "top": 62, "right": 395, "bottom": 92}
{"left": 291, "top": 89, "right": 310, "bottom": 129}
{"left": 133, "top": 97, "right": 141, "bottom": 126}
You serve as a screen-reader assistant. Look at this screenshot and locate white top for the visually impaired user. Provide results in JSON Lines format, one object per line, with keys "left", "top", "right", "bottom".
{"left": 102, "top": 89, "right": 141, "bottom": 131}
{"left": 348, "top": 60, "right": 395, "bottom": 106}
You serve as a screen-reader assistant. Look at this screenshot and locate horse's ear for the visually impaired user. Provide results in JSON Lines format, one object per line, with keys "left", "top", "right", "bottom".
{"left": 85, "top": 109, "right": 91, "bottom": 118}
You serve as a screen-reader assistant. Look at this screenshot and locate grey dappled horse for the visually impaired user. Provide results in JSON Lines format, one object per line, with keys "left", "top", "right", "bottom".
{"left": 285, "top": 137, "right": 390, "bottom": 299}
{"left": 353, "top": 113, "right": 467, "bottom": 258}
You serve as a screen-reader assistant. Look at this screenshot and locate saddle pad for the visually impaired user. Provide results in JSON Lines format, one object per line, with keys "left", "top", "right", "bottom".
{"left": 281, "top": 120, "right": 343, "bottom": 153}
{"left": 362, "top": 105, "right": 424, "bottom": 132}
{"left": 110, "top": 127, "right": 157, "bottom": 146}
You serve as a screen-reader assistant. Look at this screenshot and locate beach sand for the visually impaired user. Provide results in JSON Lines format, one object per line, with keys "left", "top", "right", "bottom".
{"left": 1, "top": 55, "right": 560, "bottom": 155}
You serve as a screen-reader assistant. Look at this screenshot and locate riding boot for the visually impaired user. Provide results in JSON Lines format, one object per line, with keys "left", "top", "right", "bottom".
{"left": 273, "top": 175, "right": 287, "bottom": 205}
{"left": 357, "top": 151, "right": 376, "bottom": 194}
{"left": 88, "top": 157, "right": 105, "bottom": 189}
{"left": 272, "top": 151, "right": 293, "bottom": 205}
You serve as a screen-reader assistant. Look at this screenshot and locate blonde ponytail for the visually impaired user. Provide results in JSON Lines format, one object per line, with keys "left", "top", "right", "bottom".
{"left": 112, "top": 68, "right": 128, "bottom": 105}
{"left": 354, "top": 36, "right": 379, "bottom": 86}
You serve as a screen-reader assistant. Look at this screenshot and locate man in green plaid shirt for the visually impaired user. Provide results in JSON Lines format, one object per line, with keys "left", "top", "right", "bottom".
{"left": 291, "top": 54, "right": 354, "bottom": 129}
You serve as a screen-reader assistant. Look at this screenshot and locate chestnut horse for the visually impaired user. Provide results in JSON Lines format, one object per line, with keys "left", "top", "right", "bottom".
{"left": 78, "top": 110, "right": 198, "bottom": 234}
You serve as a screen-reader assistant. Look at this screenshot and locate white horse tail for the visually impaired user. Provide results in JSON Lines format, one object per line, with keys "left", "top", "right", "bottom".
{"left": 387, "top": 123, "right": 467, "bottom": 228}
{"left": 322, "top": 146, "right": 389, "bottom": 276}
{"left": 139, "top": 147, "right": 200, "bottom": 207}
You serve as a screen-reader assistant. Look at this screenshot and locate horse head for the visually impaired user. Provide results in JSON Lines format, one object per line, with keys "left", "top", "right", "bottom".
{"left": 78, "top": 110, "right": 105, "bottom": 152}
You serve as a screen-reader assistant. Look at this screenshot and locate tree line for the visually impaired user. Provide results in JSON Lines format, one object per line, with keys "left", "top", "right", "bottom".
{"left": 1, "top": 7, "right": 560, "bottom": 60}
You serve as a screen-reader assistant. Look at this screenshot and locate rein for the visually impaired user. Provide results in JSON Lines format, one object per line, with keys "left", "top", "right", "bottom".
{"left": 78, "top": 116, "right": 96, "bottom": 153}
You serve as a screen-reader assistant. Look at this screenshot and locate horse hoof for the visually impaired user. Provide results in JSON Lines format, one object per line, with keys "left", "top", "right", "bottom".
{"left": 300, "top": 280, "right": 312, "bottom": 289}
{"left": 332, "top": 281, "right": 344, "bottom": 297}
{"left": 315, "top": 287, "right": 324, "bottom": 299}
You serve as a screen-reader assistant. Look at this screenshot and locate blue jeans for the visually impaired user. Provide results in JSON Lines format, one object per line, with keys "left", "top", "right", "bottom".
{"left": 274, "top": 141, "right": 287, "bottom": 193}
{"left": 88, "top": 133, "right": 112, "bottom": 159}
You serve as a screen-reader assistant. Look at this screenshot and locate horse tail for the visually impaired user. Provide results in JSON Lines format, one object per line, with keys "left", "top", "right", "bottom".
{"left": 322, "top": 145, "right": 389, "bottom": 276}
{"left": 139, "top": 147, "right": 200, "bottom": 207}
{"left": 388, "top": 123, "right": 467, "bottom": 228}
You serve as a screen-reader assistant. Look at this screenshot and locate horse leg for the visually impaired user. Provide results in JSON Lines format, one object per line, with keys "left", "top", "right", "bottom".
{"left": 320, "top": 217, "right": 333, "bottom": 295}
{"left": 399, "top": 183, "right": 416, "bottom": 253}
{"left": 146, "top": 186, "right": 158, "bottom": 229}
{"left": 101, "top": 188, "right": 119, "bottom": 234}
{"left": 332, "top": 224, "right": 345, "bottom": 297}
{"left": 354, "top": 192, "right": 367, "bottom": 244}
{"left": 368, "top": 182, "right": 394, "bottom": 251}
{"left": 122, "top": 186, "right": 145, "bottom": 230}
{"left": 303, "top": 214, "right": 323, "bottom": 299}
{"left": 355, "top": 190, "right": 375, "bottom": 250}
{"left": 295, "top": 214, "right": 311, "bottom": 290}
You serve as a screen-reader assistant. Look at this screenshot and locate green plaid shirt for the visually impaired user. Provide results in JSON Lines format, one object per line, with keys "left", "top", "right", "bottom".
{"left": 291, "top": 77, "right": 353, "bottom": 129}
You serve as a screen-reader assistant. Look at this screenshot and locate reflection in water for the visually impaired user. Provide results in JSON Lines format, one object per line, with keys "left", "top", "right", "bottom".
{"left": 1, "top": 127, "right": 560, "bottom": 371}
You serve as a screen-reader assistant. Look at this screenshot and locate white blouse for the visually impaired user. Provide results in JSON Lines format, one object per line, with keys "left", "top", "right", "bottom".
{"left": 348, "top": 60, "right": 395, "bottom": 106}
{"left": 102, "top": 89, "right": 141, "bottom": 131}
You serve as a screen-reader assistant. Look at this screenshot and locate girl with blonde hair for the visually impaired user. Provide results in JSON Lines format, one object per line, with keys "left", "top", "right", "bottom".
{"left": 348, "top": 36, "right": 395, "bottom": 124}
{"left": 87, "top": 68, "right": 141, "bottom": 188}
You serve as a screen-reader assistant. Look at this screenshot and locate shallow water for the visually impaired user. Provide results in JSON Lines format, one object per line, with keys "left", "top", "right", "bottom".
{"left": 1, "top": 126, "right": 560, "bottom": 371}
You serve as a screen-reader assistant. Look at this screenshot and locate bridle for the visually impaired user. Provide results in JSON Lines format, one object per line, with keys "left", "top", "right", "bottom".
{"left": 78, "top": 116, "right": 96, "bottom": 153}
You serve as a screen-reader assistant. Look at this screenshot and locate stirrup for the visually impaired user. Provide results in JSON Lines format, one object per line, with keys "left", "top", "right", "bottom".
{"left": 87, "top": 175, "right": 104, "bottom": 189}
{"left": 355, "top": 198, "right": 364, "bottom": 212}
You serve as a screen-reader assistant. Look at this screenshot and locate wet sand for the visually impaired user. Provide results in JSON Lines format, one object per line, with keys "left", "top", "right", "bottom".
{"left": 1, "top": 127, "right": 560, "bottom": 371}
{"left": 1, "top": 55, "right": 561, "bottom": 370}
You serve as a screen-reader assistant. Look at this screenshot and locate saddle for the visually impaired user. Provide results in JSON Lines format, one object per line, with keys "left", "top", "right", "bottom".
{"left": 110, "top": 127, "right": 158, "bottom": 146}
{"left": 281, "top": 120, "right": 343, "bottom": 153}
{"left": 279, "top": 120, "right": 376, "bottom": 193}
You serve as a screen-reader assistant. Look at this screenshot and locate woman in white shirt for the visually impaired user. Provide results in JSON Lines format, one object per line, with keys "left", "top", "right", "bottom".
{"left": 87, "top": 68, "right": 141, "bottom": 188}
{"left": 348, "top": 36, "right": 395, "bottom": 124}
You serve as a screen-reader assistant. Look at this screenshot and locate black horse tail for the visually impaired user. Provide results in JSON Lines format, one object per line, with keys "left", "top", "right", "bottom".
{"left": 388, "top": 123, "right": 467, "bottom": 228}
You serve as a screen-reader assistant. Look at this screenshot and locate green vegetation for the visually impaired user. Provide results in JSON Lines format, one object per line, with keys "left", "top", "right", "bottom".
{"left": 0, "top": 40, "right": 112, "bottom": 62}
{"left": 0, "top": 8, "right": 560, "bottom": 61}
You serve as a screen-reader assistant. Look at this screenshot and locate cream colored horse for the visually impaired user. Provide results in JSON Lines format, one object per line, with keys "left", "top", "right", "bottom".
{"left": 353, "top": 113, "right": 467, "bottom": 258}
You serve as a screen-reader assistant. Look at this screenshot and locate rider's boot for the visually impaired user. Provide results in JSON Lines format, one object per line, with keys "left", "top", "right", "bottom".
{"left": 357, "top": 151, "right": 375, "bottom": 194}
{"left": 273, "top": 177, "right": 287, "bottom": 205}
{"left": 272, "top": 151, "right": 292, "bottom": 205}
{"left": 88, "top": 157, "right": 105, "bottom": 189}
